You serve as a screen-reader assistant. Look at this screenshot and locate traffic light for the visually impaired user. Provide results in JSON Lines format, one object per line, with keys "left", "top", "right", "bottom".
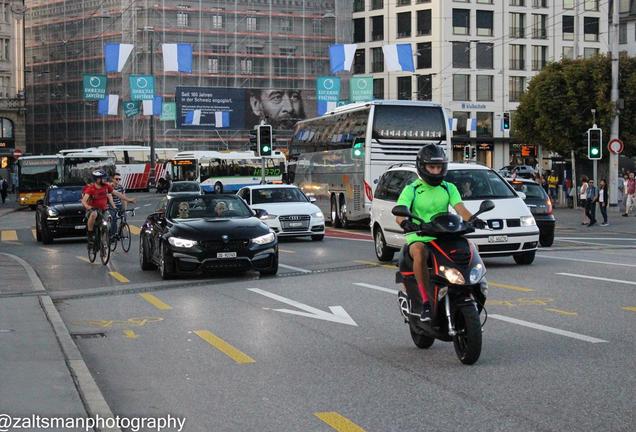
{"left": 463, "top": 145, "right": 471, "bottom": 160}
{"left": 503, "top": 112, "right": 510, "bottom": 130}
{"left": 587, "top": 128, "right": 602, "bottom": 160}
{"left": 351, "top": 138, "right": 365, "bottom": 158}
{"left": 249, "top": 129, "right": 258, "bottom": 153}
{"left": 257, "top": 125, "right": 273, "bottom": 157}
{"left": 470, "top": 147, "right": 477, "bottom": 160}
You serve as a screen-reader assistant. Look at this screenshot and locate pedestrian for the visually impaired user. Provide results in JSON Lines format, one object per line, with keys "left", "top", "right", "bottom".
{"left": 597, "top": 179, "right": 609, "bottom": 226}
{"left": 618, "top": 174, "right": 626, "bottom": 214}
{"left": 586, "top": 179, "right": 597, "bottom": 227}
{"left": 0, "top": 176, "right": 8, "bottom": 204}
{"left": 579, "top": 175, "right": 589, "bottom": 224}
{"left": 624, "top": 171, "right": 636, "bottom": 217}
{"left": 547, "top": 170, "right": 559, "bottom": 203}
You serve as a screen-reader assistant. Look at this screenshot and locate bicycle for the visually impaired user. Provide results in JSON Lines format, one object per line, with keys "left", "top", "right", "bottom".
{"left": 86, "top": 209, "right": 111, "bottom": 265}
{"left": 109, "top": 208, "right": 136, "bottom": 253}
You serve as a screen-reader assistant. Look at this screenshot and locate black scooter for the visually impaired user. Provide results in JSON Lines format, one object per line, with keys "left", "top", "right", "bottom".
{"left": 392, "top": 200, "right": 495, "bottom": 365}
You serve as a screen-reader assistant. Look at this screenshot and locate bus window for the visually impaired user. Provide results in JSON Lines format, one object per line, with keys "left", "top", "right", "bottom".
{"left": 123, "top": 151, "right": 131, "bottom": 164}
{"left": 200, "top": 162, "right": 212, "bottom": 182}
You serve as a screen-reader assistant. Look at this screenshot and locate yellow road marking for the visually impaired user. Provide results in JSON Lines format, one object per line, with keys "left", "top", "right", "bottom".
{"left": 545, "top": 308, "right": 578, "bottom": 316}
{"left": 109, "top": 271, "right": 130, "bottom": 283}
{"left": 623, "top": 306, "right": 636, "bottom": 313}
{"left": 32, "top": 229, "right": 37, "bottom": 239}
{"left": 139, "top": 293, "right": 173, "bottom": 310}
{"left": 129, "top": 225, "right": 141, "bottom": 235}
{"left": 73, "top": 317, "right": 163, "bottom": 329}
{"left": 489, "top": 282, "right": 535, "bottom": 292}
{"left": 279, "top": 248, "right": 295, "bottom": 254}
{"left": 76, "top": 256, "right": 98, "bottom": 265}
{"left": 123, "top": 329, "right": 139, "bottom": 339}
{"left": 194, "top": 330, "right": 255, "bottom": 364}
{"left": 1, "top": 230, "right": 18, "bottom": 241}
{"left": 314, "top": 412, "right": 366, "bottom": 432}
{"left": 354, "top": 259, "right": 396, "bottom": 270}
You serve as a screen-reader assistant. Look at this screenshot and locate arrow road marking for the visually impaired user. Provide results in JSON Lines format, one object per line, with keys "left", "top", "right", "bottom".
{"left": 248, "top": 288, "right": 357, "bottom": 326}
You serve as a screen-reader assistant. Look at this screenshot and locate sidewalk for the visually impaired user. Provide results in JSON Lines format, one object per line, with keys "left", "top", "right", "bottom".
{"left": 553, "top": 206, "right": 636, "bottom": 235}
{"left": 0, "top": 195, "right": 20, "bottom": 217}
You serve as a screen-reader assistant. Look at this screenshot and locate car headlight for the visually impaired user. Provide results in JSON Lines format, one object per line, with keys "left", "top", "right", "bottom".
{"left": 47, "top": 208, "right": 59, "bottom": 217}
{"left": 312, "top": 211, "right": 324, "bottom": 219}
{"left": 520, "top": 215, "right": 536, "bottom": 226}
{"left": 439, "top": 266, "right": 465, "bottom": 285}
{"left": 260, "top": 214, "right": 278, "bottom": 220}
{"left": 252, "top": 232, "right": 276, "bottom": 245}
{"left": 168, "top": 237, "right": 197, "bottom": 248}
{"left": 20, "top": 196, "right": 26, "bottom": 202}
{"left": 469, "top": 263, "right": 485, "bottom": 284}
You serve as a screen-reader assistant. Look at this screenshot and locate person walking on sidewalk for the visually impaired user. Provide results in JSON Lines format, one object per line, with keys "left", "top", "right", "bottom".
{"left": 586, "top": 179, "right": 597, "bottom": 227}
{"left": 547, "top": 171, "right": 559, "bottom": 203}
{"left": 623, "top": 172, "right": 635, "bottom": 217}
{"left": 618, "top": 173, "right": 627, "bottom": 214}
{"left": 0, "top": 176, "right": 8, "bottom": 204}
{"left": 597, "top": 179, "right": 609, "bottom": 226}
{"left": 579, "top": 176, "right": 589, "bottom": 225}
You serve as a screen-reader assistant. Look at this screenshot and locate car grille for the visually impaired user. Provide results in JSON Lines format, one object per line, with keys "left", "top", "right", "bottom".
{"left": 279, "top": 215, "right": 310, "bottom": 232}
{"left": 200, "top": 240, "right": 249, "bottom": 253}
{"left": 203, "top": 259, "right": 252, "bottom": 272}
{"left": 506, "top": 219, "right": 521, "bottom": 227}
{"left": 478, "top": 243, "right": 520, "bottom": 253}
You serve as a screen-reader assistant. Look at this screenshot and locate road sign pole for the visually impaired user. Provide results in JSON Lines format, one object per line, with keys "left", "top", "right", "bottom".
{"left": 609, "top": 1, "right": 620, "bottom": 206}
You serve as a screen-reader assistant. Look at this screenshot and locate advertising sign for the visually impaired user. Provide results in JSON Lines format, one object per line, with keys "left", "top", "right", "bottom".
{"left": 316, "top": 77, "right": 340, "bottom": 116}
{"left": 82, "top": 74, "right": 107, "bottom": 100}
{"left": 160, "top": 102, "right": 176, "bottom": 121}
{"left": 123, "top": 101, "right": 141, "bottom": 117}
{"left": 349, "top": 76, "right": 373, "bottom": 102}
{"left": 129, "top": 75, "right": 155, "bottom": 101}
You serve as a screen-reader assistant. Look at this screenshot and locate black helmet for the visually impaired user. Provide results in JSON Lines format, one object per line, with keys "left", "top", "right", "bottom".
{"left": 416, "top": 144, "right": 448, "bottom": 186}
{"left": 92, "top": 170, "right": 107, "bottom": 181}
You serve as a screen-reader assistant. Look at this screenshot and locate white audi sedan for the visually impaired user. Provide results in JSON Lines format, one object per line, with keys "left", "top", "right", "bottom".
{"left": 237, "top": 184, "right": 325, "bottom": 241}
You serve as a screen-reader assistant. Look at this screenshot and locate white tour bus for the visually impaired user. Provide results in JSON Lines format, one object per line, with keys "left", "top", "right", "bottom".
{"left": 288, "top": 100, "right": 451, "bottom": 227}
{"left": 170, "top": 150, "right": 287, "bottom": 194}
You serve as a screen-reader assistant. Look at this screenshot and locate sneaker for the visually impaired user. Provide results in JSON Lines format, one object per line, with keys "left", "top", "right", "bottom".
{"left": 622, "top": 214, "right": 629, "bottom": 217}
{"left": 420, "top": 302, "right": 432, "bottom": 322}
{"left": 600, "top": 223, "right": 608, "bottom": 226}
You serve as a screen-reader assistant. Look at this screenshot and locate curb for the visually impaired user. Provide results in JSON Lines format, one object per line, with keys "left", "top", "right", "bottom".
{"left": 0, "top": 252, "right": 122, "bottom": 432}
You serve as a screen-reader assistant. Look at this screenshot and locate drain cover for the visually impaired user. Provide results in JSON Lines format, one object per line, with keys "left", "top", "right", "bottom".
{"left": 71, "top": 331, "right": 106, "bottom": 339}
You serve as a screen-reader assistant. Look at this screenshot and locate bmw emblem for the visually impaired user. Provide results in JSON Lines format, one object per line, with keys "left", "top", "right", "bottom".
{"left": 221, "top": 235, "right": 229, "bottom": 243}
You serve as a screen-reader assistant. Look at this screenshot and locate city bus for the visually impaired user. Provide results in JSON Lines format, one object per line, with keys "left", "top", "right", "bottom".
{"left": 17, "top": 155, "right": 61, "bottom": 208}
{"left": 170, "top": 150, "right": 287, "bottom": 193}
{"left": 60, "top": 152, "right": 116, "bottom": 184}
{"left": 288, "top": 100, "right": 451, "bottom": 227}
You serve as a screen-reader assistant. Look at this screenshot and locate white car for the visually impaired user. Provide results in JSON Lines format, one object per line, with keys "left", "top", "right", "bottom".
{"left": 237, "top": 184, "right": 326, "bottom": 241}
{"left": 370, "top": 163, "right": 540, "bottom": 265}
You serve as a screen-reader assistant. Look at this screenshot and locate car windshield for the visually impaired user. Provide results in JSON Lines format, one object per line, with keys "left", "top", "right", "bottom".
{"left": 252, "top": 187, "right": 308, "bottom": 204}
{"left": 446, "top": 169, "right": 517, "bottom": 200}
{"left": 168, "top": 196, "right": 252, "bottom": 220}
{"left": 170, "top": 182, "right": 199, "bottom": 192}
{"left": 511, "top": 182, "right": 546, "bottom": 199}
{"left": 47, "top": 187, "right": 82, "bottom": 204}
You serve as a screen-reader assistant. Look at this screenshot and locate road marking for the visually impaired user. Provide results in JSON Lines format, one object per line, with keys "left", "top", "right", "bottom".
{"left": 623, "top": 307, "right": 636, "bottom": 313}
{"left": 353, "top": 282, "right": 398, "bottom": 295}
{"left": 31, "top": 229, "right": 37, "bottom": 239}
{"left": 354, "top": 259, "right": 396, "bottom": 270}
{"left": 139, "top": 293, "right": 172, "bottom": 310}
{"left": 314, "top": 412, "right": 366, "bottom": 432}
{"left": 278, "top": 248, "right": 295, "bottom": 254}
{"left": 249, "top": 288, "right": 358, "bottom": 326}
{"left": 557, "top": 273, "right": 636, "bottom": 286}
{"left": 123, "top": 329, "right": 139, "bottom": 339}
{"left": 129, "top": 225, "right": 141, "bottom": 235}
{"left": 279, "top": 263, "right": 311, "bottom": 273}
{"left": 555, "top": 237, "right": 636, "bottom": 241}
{"left": 488, "top": 282, "right": 535, "bottom": 292}
{"left": 193, "top": 330, "right": 255, "bottom": 364}
{"left": 539, "top": 255, "right": 636, "bottom": 268}
{"left": 144, "top": 203, "right": 152, "bottom": 207}
{"left": 73, "top": 317, "right": 164, "bottom": 329}
{"left": 1, "top": 230, "right": 18, "bottom": 241}
{"left": 489, "top": 314, "right": 607, "bottom": 343}
{"left": 41, "top": 247, "right": 56, "bottom": 253}
{"left": 76, "top": 256, "right": 98, "bottom": 265}
{"left": 109, "top": 271, "right": 130, "bottom": 283}
{"left": 545, "top": 308, "right": 578, "bottom": 316}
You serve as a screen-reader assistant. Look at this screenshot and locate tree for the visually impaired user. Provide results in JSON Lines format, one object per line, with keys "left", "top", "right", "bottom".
{"left": 513, "top": 55, "right": 636, "bottom": 157}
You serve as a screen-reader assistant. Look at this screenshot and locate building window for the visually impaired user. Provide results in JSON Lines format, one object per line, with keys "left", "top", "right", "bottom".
{"left": 247, "top": 17, "right": 257, "bottom": 31}
{"left": 0, "top": 38, "right": 8, "bottom": 62}
{"left": 584, "top": 47, "right": 599, "bottom": 58}
{"left": 619, "top": 23, "right": 627, "bottom": 44}
{"left": 210, "top": 44, "right": 229, "bottom": 53}
{"left": 313, "top": 19, "right": 323, "bottom": 34}
{"left": 279, "top": 47, "right": 296, "bottom": 56}
{"left": 453, "top": 74, "right": 470, "bottom": 101}
{"left": 353, "top": 18, "right": 365, "bottom": 43}
{"left": 562, "top": 15, "right": 574, "bottom": 41}
{"left": 281, "top": 18, "right": 293, "bottom": 32}
{"left": 532, "top": 14, "right": 547, "bottom": 39}
{"left": 510, "top": 0, "right": 525, "bottom": 5}
{"left": 1, "top": 3, "right": 9, "bottom": 22}
{"left": 477, "top": 112, "right": 493, "bottom": 137}
{"left": 584, "top": 0, "right": 598, "bottom": 11}
{"left": 476, "top": 76, "right": 493, "bottom": 101}
{"left": 240, "top": 59, "right": 253, "bottom": 74}
{"left": 532, "top": 0, "right": 548, "bottom": 7}
{"left": 353, "top": 0, "right": 365, "bottom": 12}
{"left": 510, "top": 44, "right": 525, "bottom": 70}
{"left": 177, "top": 11, "right": 189, "bottom": 27}
{"left": 510, "top": 13, "right": 525, "bottom": 38}
{"left": 417, "top": 42, "right": 432, "bottom": 69}
{"left": 584, "top": 17, "right": 599, "bottom": 42}
{"left": 397, "top": 76, "right": 412, "bottom": 100}
{"left": 453, "top": 9, "right": 470, "bottom": 35}
{"left": 477, "top": 0, "right": 494, "bottom": 4}
{"left": 373, "top": 78, "right": 384, "bottom": 99}
{"left": 208, "top": 58, "right": 219, "bottom": 73}
{"left": 417, "top": 0, "right": 431, "bottom": 3}
{"left": 476, "top": 11, "right": 493, "bottom": 37}
{"left": 372, "top": 15, "right": 384, "bottom": 41}
{"left": 372, "top": 47, "right": 384, "bottom": 72}
{"left": 532, "top": 45, "right": 548, "bottom": 70}
{"left": 353, "top": 49, "right": 365, "bottom": 74}
{"left": 212, "top": 15, "right": 223, "bottom": 29}
{"left": 0, "top": 76, "right": 9, "bottom": 97}
{"left": 397, "top": 12, "right": 411, "bottom": 38}
{"left": 371, "top": 0, "right": 383, "bottom": 10}
{"left": 563, "top": 0, "right": 574, "bottom": 8}
{"left": 398, "top": 0, "right": 411, "bottom": 5}
{"left": 476, "top": 43, "right": 494, "bottom": 69}
{"left": 417, "top": 75, "right": 432, "bottom": 100}
{"left": 452, "top": 42, "right": 470, "bottom": 69}
{"left": 562, "top": 46, "right": 574, "bottom": 59}
{"left": 509, "top": 76, "right": 525, "bottom": 102}
{"left": 417, "top": 9, "right": 431, "bottom": 36}
{"left": 453, "top": 111, "right": 469, "bottom": 136}
{"left": 0, "top": 117, "right": 13, "bottom": 138}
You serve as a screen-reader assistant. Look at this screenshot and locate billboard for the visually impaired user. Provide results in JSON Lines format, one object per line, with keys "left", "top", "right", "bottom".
{"left": 175, "top": 87, "right": 316, "bottom": 131}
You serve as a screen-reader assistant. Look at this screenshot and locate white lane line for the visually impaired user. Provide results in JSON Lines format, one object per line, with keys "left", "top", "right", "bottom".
{"left": 538, "top": 255, "right": 636, "bottom": 268}
{"left": 557, "top": 273, "right": 636, "bottom": 286}
{"left": 278, "top": 263, "right": 311, "bottom": 273}
{"left": 555, "top": 237, "right": 636, "bottom": 241}
{"left": 353, "top": 282, "right": 398, "bottom": 295}
{"left": 144, "top": 204, "right": 152, "bottom": 207}
{"left": 489, "top": 314, "right": 608, "bottom": 344}
{"left": 326, "top": 236, "right": 373, "bottom": 243}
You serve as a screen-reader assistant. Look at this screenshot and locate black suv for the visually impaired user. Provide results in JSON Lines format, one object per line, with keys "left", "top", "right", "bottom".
{"left": 35, "top": 185, "right": 87, "bottom": 244}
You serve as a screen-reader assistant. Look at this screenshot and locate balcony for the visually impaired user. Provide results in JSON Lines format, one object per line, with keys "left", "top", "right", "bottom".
{"left": 0, "top": 97, "right": 26, "bottom": 111}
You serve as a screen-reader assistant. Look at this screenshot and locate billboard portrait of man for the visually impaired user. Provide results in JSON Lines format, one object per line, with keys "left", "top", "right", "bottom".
{"left": 247, "top": 89, "right": 306, "bottom": 130}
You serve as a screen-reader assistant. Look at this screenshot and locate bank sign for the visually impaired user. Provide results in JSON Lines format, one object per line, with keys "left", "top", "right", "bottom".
{"left": 129, "top": 75, "right": 155, "bottom": 101}
{"left": 82, "top": 74, "right": 107, "bottom": 100}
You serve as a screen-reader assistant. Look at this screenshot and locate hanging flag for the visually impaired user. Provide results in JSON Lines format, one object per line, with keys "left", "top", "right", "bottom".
{"left": 329, "top": 44, "right": 357, "bottom": 74}
{"left": 382, "top": 43, "right": 415, "bottom": 72}
{"left": 104, "top": 43, "right": 133, "bottom": 73}
{"left": 162, "top": 43, "right": 193, "bottom": 73}
{"left": 185, "top": 109, "right": 202, "bottom": 126}
{"left": 467, "top": 118, "right": 478, "bottom": 132}
{"left": 98, "top": 95, "right": 119, "bottom": 116}
{"left": 129, "top": 75, "right": 155, "bottom": 101}
{"left": 214, "top": 112, "right": 230, "bottom": 128}
{"left": 317, "top": 101, "right": 338, "bottom": 116}
{"left": 448, "top": 118, "right": 458, "bottom": 132}
{"left": 123, "top": 100, "right": 140, "bottom": 117}
{"left": 143, "top": 96, "right": 163, "bottom": 116}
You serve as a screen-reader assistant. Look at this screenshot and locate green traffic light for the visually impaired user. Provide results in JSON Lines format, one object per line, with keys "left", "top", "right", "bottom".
{"left": 263, "top": 146, "right": 270, "bottom": 152}
{"left": 591, "top": 148, "right": 599, "bottom": 156}
{"left": 353, "top": 149, "right": 363, "bottom": 157}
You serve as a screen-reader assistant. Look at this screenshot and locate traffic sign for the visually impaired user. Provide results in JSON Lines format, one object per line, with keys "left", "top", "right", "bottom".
{"left": 12, "top": 149, "right": 22, "bottom": 158}
{"left": 608, "top": 138, "right": 624, "bottom": 154}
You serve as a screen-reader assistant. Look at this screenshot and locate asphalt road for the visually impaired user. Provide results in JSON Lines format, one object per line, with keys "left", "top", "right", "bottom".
{"left": 1, "top": 195, "right": 635, "bottom": 432}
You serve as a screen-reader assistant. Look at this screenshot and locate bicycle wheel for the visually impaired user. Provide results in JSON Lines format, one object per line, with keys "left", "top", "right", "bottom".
{"left": 99, "top": 224, "right": 111, "bottom": 265}
{"left": 109, "top": 226, "right": 118, "bottom": 252}
{"left": 87, "top": 231, "right": 97, "bottom": 263}
{"left": 120, "top": 222, "right": 132, "bottom": 253}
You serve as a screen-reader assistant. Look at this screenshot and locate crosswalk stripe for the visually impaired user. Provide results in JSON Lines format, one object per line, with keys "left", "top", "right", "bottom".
{"left": 31, "top": 229, "right": 37, "bottom": 240}
{"left": 1, "top": 230, "right": 18, "bottom": 241}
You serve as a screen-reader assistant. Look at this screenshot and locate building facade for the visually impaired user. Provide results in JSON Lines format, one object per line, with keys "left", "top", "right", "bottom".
{"left": 351, "top": 0, "right": 608, "bottom": 169}
{"left": 25, "top": 0, "right": 351, "bottom": 155}
{"left": 619, "top": 0, "right": 636, "bottom": 56}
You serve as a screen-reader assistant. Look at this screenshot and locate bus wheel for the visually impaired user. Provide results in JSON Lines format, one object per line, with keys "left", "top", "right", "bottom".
{"left": 339, "top": 195, "right": 350, "bottom": 229}
{"left": 214, "top": 182, "right": 223, "bottom": 194}
{"left": 330, "top": 195, "right": 342, "bottom": 228}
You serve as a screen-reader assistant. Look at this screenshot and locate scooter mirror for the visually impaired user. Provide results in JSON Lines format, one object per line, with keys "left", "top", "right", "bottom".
{"left": 478, "top": 200, "right": 495, "bottom": 214}
{"left": 391, "top": 205, "right": 412, "bottom": 218}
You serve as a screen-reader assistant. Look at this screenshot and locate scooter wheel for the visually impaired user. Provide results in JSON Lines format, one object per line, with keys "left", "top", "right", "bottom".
{"left": 409, "top": 322, "right": 435, "bottom": 349}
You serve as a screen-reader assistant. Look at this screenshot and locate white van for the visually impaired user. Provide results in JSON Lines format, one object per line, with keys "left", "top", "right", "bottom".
{"left": 370, "top": 163, "right": 540, "bottom": 265}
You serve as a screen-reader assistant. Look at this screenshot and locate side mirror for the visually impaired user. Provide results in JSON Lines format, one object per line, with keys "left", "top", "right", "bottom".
{"left": 473, "top": 200, "right": 495, "bottom": 218}
{"left": 309, "top": 196, "right": 316, "bottom": 203}
{"left": 254, "top": 208, "right": 268, "bottom": 219}
{"left": 517, "top": 191, "right": 526, "bottom": 200}
{"left": 391, "top": 205, "right": 412, "bottom": 218}
{"left": 36, "top": 199, "right": 44, "bottom": 206}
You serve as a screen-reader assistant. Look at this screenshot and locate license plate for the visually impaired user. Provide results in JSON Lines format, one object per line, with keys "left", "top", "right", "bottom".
{"left": 217, "top": 252, "right": 237, "bottom": 259}
{"left": 75, "top": 225, "right": 86, "bottom": 230}
{"left": 288, "top": 222, "right": 304, "bottom": 227}
{"left": 488, "top": 235, "right": 508, "bottom": 243}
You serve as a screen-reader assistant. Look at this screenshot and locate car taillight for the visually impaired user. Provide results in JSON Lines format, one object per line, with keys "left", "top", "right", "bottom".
{"left": 364, "top": 181, "right": 373, "bottom": 202}
{"left": 546, "top": 198, "right": 553, "bottom": 214}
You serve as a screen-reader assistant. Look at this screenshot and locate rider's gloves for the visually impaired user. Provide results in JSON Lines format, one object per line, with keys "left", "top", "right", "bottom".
{"left": 471, "top": 217, "right": 488, "bottom": 230}
{"left": 400, "top": 219, "right": 420, "bottom": 233}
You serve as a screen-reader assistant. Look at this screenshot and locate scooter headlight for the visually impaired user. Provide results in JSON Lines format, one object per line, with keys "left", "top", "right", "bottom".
{"left": 469, "top": 263, "right": 485, "bottom": 284}
{"left": 439, "top": 266, "right": 465, "bottom": 285}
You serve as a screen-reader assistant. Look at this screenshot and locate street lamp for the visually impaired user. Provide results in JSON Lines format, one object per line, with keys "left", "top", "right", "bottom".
{"left": 142, "top": 26, "right": 156, "bottom": 183}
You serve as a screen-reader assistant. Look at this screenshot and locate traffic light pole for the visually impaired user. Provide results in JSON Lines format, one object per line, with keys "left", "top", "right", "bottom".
{"left": 609, "top": 1, "right": 620, "bottom": 206}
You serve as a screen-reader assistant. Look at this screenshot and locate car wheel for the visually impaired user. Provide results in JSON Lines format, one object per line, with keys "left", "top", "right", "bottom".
{"left": 311, "top": 234, "right": 324, "bottom": 241}
{"left": 330, "top": 195, "right": 341, "bottom": 228}
{"left": 374, "top": 226, "right": 395, "bottom": 262}
{"left": 513, "top": 250, "right": 536, "bottom": 265}
{"left": 35, "top": 215, "right": 42, "bottom": 242}
{"left": 539, "top": 232, "right": 554, "bottom": 247}
{"left": 339, "top": 196, "right": 350, "bottom": 228}
{"left": 139, "top": 234, "right": 156, "bottom": 270}
{"left": 40, "top": 222, "right": 53, "bottom": 244}
{"left": 214, "top": 182, "right": 223, "bottom": 194}
{"left": 158, "top": 242, "right": 174, "bottom": 279}
{"left": 260, "top": 253, "right": 278, "bottom": 276}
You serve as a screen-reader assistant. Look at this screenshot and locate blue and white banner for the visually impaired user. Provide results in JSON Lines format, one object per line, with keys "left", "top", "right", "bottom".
{"left": 104, "top": 43, "right": 133, "bottom": 73}
{"left": 329, "top": 44, "right": 357, "bottom": 74}
{"left": 185, "top": 109, "right": 202, "bottom": 126}
{"left": 467, "top": 118, "right": 477, "bottom": 132}
{"left": 98, "top": 94, "right": 119, "bottom": 116}
{"left": 162, "top": 43, "right": 193, "bottom": 73}
{"left": 448, "top": 118, "right": 458, "bottom": 132}
{"left": 214, "top": 111, "right": 230, "bottom": 128}
{"left": 317, "top": 100, "right": 337, "bottom": 116}
{"left": 382, "top": 43, "right": 415, "bottom": 73}
{"left": 143, "top": 96, "right": 163, "bottom": 116}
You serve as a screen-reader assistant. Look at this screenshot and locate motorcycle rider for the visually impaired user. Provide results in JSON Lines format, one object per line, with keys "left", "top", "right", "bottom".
{"left": 395, "top": 144, "right": 487, "bottom": 321}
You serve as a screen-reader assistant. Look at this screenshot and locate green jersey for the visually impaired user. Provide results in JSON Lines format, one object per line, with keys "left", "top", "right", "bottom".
{"left": 396, "top": 179, "right": 463, "bottom": 244}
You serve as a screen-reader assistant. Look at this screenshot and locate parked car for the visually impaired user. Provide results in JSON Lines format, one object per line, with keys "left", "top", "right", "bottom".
{"left": 35, "top": 185, "right": 87, "bottom": 244}
{"left": 371, "top": 163, "right": 540, "bottom": 265}
{"left": 507, "top": 178, "right": 556, "bottom": 247}
{"left": 499, "top": 165, "right": 536, "bottom": 179}
{"left": 139, "top": 194, "right": 278, "bottom": 278}
{"left": 237, "top": 184, "right": 325, "bottom": 241}
{"left": 167, "top": 181, "right": 203, "bottom": 196}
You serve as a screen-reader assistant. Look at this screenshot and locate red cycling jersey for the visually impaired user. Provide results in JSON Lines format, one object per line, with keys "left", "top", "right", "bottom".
{"left": 84, "top": 183, "right": 114, "bottom": 211}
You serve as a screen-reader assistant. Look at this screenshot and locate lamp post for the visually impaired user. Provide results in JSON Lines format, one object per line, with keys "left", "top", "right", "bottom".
{"left": 143, "top": 26, "right": 156, "bottom": 183}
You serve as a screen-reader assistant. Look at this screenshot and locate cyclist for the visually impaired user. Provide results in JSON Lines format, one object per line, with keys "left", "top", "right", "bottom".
{"left": 81, "top": 170, "right": 125, "bottom": 247}
{"left": 109, "top": 172, "right": 136, "bottom": 240}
